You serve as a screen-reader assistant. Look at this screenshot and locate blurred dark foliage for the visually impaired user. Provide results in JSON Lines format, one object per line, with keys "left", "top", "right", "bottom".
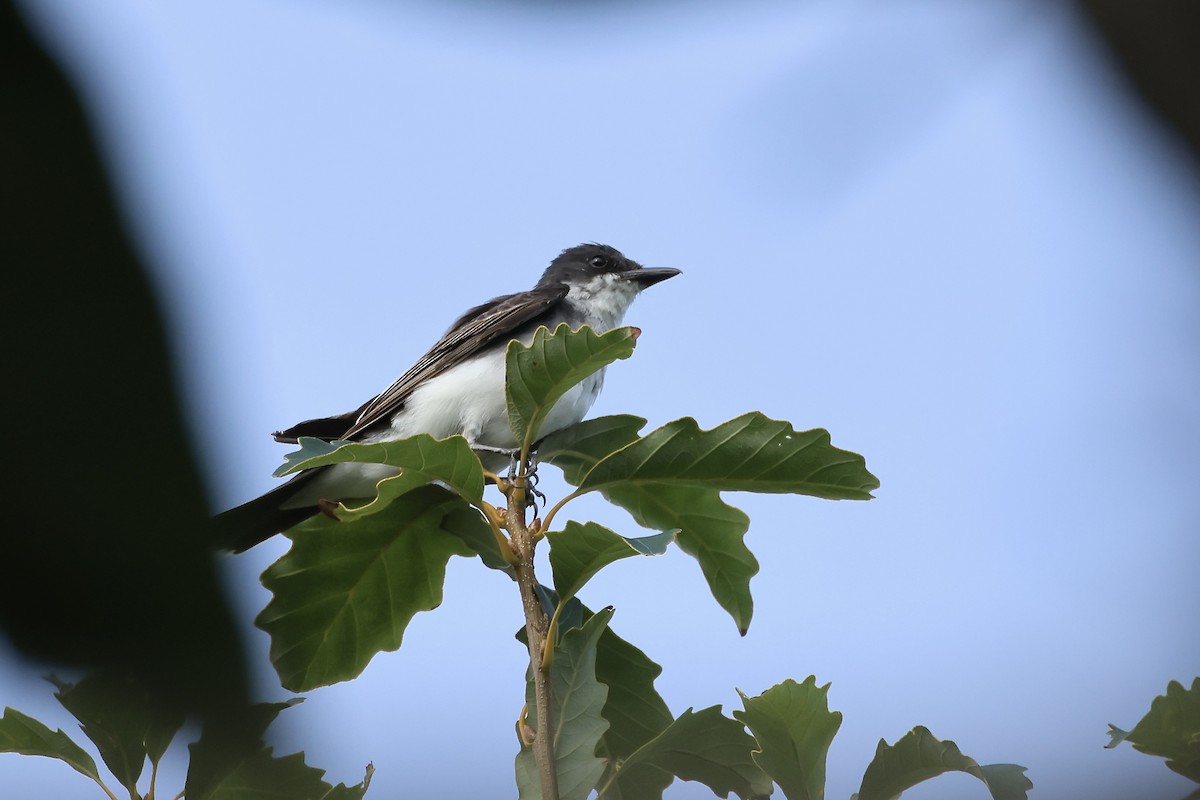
{"left": 1078, "top": 0, "right": 1200, "bottom": 170}
{"left": 0, "top": 0, "right": 248, "bottom": 718}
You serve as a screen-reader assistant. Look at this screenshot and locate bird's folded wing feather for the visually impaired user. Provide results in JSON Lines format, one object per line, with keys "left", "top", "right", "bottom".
{"left": 335, "top": 283, "right": 569, "bottom": 440}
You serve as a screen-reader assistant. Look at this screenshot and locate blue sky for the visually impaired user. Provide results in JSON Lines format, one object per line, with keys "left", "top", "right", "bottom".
{"left": 5, "top": 1, "right": 1199, "bottom": 798}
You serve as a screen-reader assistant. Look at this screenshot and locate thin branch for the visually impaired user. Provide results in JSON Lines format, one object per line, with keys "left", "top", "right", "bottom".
{"left": 507, "top": 470, "right": 560, "bottom": 800}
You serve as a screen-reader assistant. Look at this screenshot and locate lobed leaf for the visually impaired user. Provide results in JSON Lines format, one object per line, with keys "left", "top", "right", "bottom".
{"left": 592, "top": 616, "right": 674, "bottom": 770}
{"left": 578, "top": 413, "right": 878, "bottom": 500}
{"left": 256, "top": 486, "right": 475, "bottom": 691}
{"left": 516, "top": 609, "right": 612, "bottom": 800}
{"left": 608, "top": 484, "right": 758, "bottom": 635}
{"left": 506, "top": 324, "right": 637, "bottom": 452}
{"left": 321, "top": 762, "right": 374, "bottom": 800}
{"left": 541, "top": 418, "right": 759, "bottom": 634}
{"left": 601, "top": 706, "right": 772, "bottom": 800}
{"left": 1109, "top": 677, "right": 1200, "bottom": 783}
{"left": 185, "top": 699, "right": 302, "bottom": 800}
{"left": 274, "top": 434, "right": 486, "bottom": 510}
{"left": 734, "top": 676, "right": 843, "bottom": 800}
{"left": 855, "top": 726, "right": 1031, "bottom": 800}
{"left": 0, "top": 707, "right": 102, "bottom": 783}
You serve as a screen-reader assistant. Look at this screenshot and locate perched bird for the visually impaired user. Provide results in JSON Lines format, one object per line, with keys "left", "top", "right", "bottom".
{"left": 216, "top": 243, "right": 680, "bottom": 551}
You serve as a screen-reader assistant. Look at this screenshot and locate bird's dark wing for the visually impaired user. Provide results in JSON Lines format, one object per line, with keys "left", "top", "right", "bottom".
{"left": 272, "top": 400, "right": 372, "bottom": 444}
{"left": 339, "top": 283, "right": 569, "bottom": 440}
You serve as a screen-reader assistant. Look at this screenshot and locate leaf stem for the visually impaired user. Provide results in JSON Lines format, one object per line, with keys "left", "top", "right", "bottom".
{"left": 478, "top": 499, "right": 520, "bottom": 565}
{"left": 90, "top": 776, "right": 120, "bottom": 800}
{"left": 540, "top": 488, "right": 584, "bottom": 535}
{"left": 507, "top": 470, "right": 560, "bottom": 800}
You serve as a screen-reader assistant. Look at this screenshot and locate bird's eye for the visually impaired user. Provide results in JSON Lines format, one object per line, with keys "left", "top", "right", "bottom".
{"left": 589, "top": 255, "right": 609, "bottom": 269}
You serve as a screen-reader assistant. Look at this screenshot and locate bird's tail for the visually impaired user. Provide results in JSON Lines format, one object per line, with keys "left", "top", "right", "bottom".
{"left": 212, "top": 470, "right": 323, "bottom": 552}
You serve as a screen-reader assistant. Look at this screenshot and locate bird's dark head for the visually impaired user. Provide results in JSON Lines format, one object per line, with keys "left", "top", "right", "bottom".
{"left": 537, "top": 243, "right": 680, "bottom": 291}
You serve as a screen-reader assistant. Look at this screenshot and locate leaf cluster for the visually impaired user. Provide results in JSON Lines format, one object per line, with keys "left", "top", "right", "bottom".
{"left": 1, "top": 325, "right": 1028, "bottom": 800}
{"left": 0, "top": 672, "right": 371, "bottom": 800}
{"left": 516, "top": 604, "right": 1029, "bottom": 800}
{"left": 255, "top": 324, "right": 882, "bottom": 695}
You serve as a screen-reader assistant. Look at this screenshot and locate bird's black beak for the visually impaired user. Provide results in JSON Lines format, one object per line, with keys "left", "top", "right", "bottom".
{"left": 627, "top": 267, "right": 682, "bottom": 288}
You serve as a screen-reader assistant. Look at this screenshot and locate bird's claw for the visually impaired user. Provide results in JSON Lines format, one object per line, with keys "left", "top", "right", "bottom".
{"left": 526, "top": 470, "right": 546, "bottom": 509}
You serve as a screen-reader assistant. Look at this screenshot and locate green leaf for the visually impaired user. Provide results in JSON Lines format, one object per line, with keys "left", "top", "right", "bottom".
{"left": 516, "top": 609, "right": 612, "bottom": 800}
{"left": 547, "top": 522, "right": 674, "bottom": 603}
{"left": 274, "top": 434, "right": 486, "bottom": 513}
{"left": 609, "top": 484, "right": 758, "bottom": 635}
{"left": 978, "top": 764, "right": 1038, "bottom": 800}
{"left": 184, "top": 698, "right": 370, "bottom": 800}
{"left": 1111, "top": 677, "right": 1200, "bottom": 783}
{"left": 0, "top": 707, "right": 103, "bottom": 784}
{"left": 441, "top": 503, "right": 514, "bottom": 575}
{"left": 256, "top": 486, "right": 475, "bottom": 691}
{"left": 1104, "top": 724, "right": 1131, "bottom": 749}
{"left": 733, "top": 676, "right": 843, "bottom": 800}
{"left": 541, "top": 418, "right": 759, "bottom": 634}
{"left": 592, "top": 616, "right": 674, "bottom": 798}
{"left": 321, "top": 762, "right": 374, "bottom": 799}
{"left": 855, "top": 726, "right": 1031, "bottom": 800}
{"left": 542, "top": 413, "right": 877, "bottom": 634}
{"left": 49, "top": 671, "right": 183, "bottom": 794}
{"left": 602, "top": 706, "right": 772, "bottom": 800}
{"left": 506, "top": 324, "right": 637, "bottom": 452}
{"left": 578, "top": 413, "right": 878, "bottom": 500}
{"left": 195, "top": 749, "right": 331, "bottom": 800}
{"left": 145, "top": 701, "right": 186, "bottom": 766}
{"left": 185, "top": 699, "right": 302, "bottom": 800}
{"left": 539, "top": 414, "right": 647, "bottom": 483}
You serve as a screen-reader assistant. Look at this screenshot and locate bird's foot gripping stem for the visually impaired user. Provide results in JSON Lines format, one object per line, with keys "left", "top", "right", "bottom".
{"left": 473, "top": 444, "right": 545, "bottom": 508}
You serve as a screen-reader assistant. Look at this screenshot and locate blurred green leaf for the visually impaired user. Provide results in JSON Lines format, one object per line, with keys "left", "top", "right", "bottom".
{"left": 200, "top": 750, "right": 330, "bottom": 800}
{"left": 516, "top": 609, "right": 612, "bottom": 800}
{"left": 0, "top": 707, "right": 102, "bottom": 784}
{"left": 185, "top": 699, "right": 301, "bottom": 800}
{"left": 601, "top": 706, "right": 772, "bottom": 800}
{"left": 506, "top": 324, "right": 636, "bottom": 451}
{"left": 855, "top": 726, "right": 1030, "bottom": 800}
{"left": 273, "top": 435, "right": 485, "bottom": 513}
{"left": 256, "top": 486, "right": 474, "bottom": 691}
{"left": 978, "top": 764, "right": 1038, "bottom": 800}
{"left": 548, "top": 522, "right": 674, "bottom": 603}
{"left": 1109, "top": 677, "right": 1200, "bottom": 783}
{"left": 1105, "top": 724, "right": 1131, "bottom": 749}
{"left": 321, "top": 763, "right": 374, "bottom": 799}
{"left": 186, "top": 698, "right": 370, "bottom": 799}
{"left": 48, "top": 671, "right": 183, "bottom": 794}
{"left": 734, "top": 676, "right": 843, "bottom": 800}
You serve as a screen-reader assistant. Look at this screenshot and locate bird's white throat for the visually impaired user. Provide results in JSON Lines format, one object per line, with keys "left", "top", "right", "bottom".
{"left": 564, "top": 272, "right": 641, "bottom": 333}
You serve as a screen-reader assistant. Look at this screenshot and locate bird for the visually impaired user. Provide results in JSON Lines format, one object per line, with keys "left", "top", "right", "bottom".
{"left": 215, "top": 243, "right": 680, "bottom": 551}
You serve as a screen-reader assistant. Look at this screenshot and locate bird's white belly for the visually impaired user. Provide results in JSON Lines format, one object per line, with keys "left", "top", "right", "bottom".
{"left": 281, "top": 352, "right": 604, "bottom": 508}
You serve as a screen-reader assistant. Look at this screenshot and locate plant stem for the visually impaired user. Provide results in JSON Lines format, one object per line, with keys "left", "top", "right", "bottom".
{"left": 508, "top": 475, "right": 560, "bottom": 800}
